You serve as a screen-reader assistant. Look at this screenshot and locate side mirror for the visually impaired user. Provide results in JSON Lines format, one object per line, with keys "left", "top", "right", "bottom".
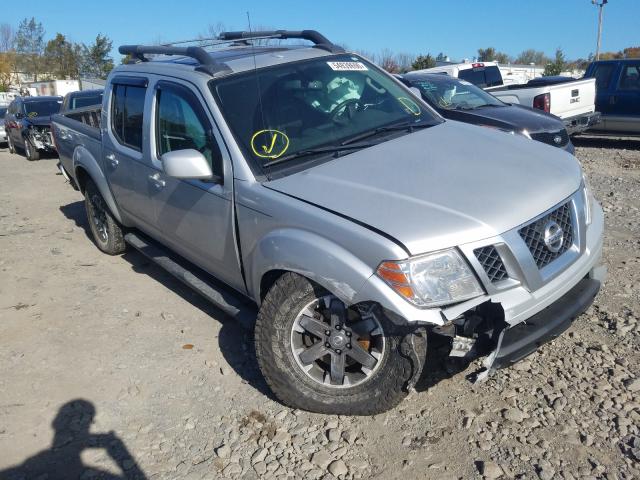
{"left": 14, "top": 112, "right": 23, "bottom": 119}
{"left": 161, "top": 149, "right": 213, "bottom": 180}
{"left": 409, "top": 87, "right": 422, "bottom": 98}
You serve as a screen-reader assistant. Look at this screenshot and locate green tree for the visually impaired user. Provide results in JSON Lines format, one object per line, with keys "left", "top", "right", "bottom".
{"left": 494, "top": 52, "right": 512, "bottom": 64}
{"left": 515, "top": 49, "right": 548, "bottom": 66}
{"left": 411, "top": 54, "right": 436, "bottom": 70}
{"left": 81, "top": 34, "right": 114, "bottom": 78}
{"left": 477, "top": 47, "right": 496, "bottom": 62}
{"left": 543, "top": 48, "right": 567, "bottom": 76}
{"left": 14, "top": 17, "right": 45, "bottom": 80}
{"left": 44, "top": 33, "right": 81, "bottom": 79}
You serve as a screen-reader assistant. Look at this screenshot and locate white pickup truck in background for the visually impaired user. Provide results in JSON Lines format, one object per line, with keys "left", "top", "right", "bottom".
{"left": 417, "top": 62, "right": 600, "bottom": 134}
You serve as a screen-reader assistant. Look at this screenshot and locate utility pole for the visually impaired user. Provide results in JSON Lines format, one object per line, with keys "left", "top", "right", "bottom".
{"left": 592, "top": 0, "right": 608, "bottom": 60}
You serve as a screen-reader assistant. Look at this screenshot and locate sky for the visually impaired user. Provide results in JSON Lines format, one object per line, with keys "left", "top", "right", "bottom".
{"left": 4, "top": 0, "right": 639, "bottom": 63}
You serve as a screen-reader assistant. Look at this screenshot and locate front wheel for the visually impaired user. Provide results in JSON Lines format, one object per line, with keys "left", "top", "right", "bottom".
{"left": 24, "top": 138, "right": 40, "bottom": 161}
{"left": 255, "top": 272, "right": 426, "bottom": 415}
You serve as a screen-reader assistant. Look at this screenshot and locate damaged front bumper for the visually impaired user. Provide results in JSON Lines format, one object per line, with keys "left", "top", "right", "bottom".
{"left": 356, "top": 189, "right": 605, "bottom": 378}
{"left": 27, "top": 127, "right": 55, "bottom": 151}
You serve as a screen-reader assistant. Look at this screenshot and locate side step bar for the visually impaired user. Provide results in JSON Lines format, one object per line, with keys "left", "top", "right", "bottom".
{"left": 124, "top": 232, "right": 256, "bottom": 329}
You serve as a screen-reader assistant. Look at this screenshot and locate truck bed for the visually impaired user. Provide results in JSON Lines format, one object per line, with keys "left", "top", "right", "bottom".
{"left": 51, "top": 106, "right": 103, "bottom": 180}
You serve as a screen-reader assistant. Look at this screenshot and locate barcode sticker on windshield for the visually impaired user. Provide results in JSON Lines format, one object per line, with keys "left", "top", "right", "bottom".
{"left": 327, "top": 61, "right": 368, "bottom": 71}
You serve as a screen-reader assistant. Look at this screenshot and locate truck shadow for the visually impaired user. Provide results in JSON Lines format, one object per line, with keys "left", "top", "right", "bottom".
{"left": 58, "top": 200, "right": 274, "bottom": 401}
{"left": 0, "top": 399, "right": 146, "bottom": 480}
{"left": 573, "top": 135, "right": 640, "bottom": 150}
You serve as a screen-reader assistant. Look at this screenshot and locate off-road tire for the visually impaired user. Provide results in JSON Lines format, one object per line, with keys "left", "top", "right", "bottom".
{"left": 255, "top": 272, "right": 426, "bottom": 415}
{"left": 7, "top": 136, "right": 16, "bottom": 154}
{"left": 84, "top": 179, "right": 126, "bottom": 255}
{"left": 24, "top": 138, "right": 40, "bottom": 161}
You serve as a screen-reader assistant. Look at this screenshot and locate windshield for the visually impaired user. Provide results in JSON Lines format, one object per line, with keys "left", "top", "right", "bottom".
{"left": 23, "top": 99, "right": 62, "bottom": 117}
{"left": 408, "top": 76, "right": 504, "bottom": 110}
{"left": 211, "top": 55, "right": 440, "bottom": 174}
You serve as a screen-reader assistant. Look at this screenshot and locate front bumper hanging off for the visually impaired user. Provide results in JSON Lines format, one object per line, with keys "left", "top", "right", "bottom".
{"left": 488, "top": 276, "right": 600, "bottom": 370}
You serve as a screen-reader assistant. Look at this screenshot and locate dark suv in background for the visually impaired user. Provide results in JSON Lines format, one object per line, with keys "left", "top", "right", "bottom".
{"left": 5, "top": 96, "right": 62, "bottom": 160}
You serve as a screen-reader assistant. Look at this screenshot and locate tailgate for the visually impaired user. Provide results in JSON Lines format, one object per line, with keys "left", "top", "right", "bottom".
{"left": 549, "top": 78, "right": 596, "bottom": 119}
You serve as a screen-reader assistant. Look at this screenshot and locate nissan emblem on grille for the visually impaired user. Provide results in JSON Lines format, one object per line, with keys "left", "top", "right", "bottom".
{"left": 543, "top": 220, "right": 564, "bottom": 253}
{"left": 553, "top": 135, "right": 563, "bottom": 145}
{"left": 519, "top": 201, "right": 574, "bottom": 269}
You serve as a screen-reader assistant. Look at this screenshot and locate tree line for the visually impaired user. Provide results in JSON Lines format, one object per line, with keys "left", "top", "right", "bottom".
{"left": 0, "top": 17, "right": 114, "bottom": 91}
{"left": 354, "top": 45, "right": 639, "bottom": 76}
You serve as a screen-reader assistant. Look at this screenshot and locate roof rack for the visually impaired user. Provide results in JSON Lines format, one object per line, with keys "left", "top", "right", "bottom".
{"left": 217, "top": 30, "right": 345, "bottom": 54}
{"left": 118, "top": 45, "right": 232, "bottom": 76}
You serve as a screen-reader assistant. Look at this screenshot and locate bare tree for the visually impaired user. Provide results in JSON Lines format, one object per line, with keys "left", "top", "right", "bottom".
{"left": 0, "top": 23, "right": 15, "bottom": 52}
{"left": 377, "top": 48, "right": 399, "bottom": 73}
{"left": 395, "top": 52, "right": 416, "bottom": 73}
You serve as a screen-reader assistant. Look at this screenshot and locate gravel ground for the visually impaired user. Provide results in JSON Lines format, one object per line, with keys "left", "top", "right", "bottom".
{"left": 0, "top": 137, "right": 638, "bottom": 480}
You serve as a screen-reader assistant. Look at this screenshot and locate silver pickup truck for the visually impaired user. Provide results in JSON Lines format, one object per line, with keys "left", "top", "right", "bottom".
{"left": 52, "top": 30, "right": 605, "bottom": 415}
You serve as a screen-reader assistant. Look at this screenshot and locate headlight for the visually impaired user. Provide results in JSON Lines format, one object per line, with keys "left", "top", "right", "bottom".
{"left": 582, "top": 174, "right": 592, "bottom": 226}
{"left": 376, "top": 249, "right": 484, "bottom": 308}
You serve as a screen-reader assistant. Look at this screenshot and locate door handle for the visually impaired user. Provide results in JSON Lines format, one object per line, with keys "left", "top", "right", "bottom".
{"left": 609, "top": 95, "right": 616, "bottom": 105}
{"left": 149, "top": 172, "right": 166, "bottom": 189}
{"left": 106, "top": 153, "right": 119, "bottom": 167}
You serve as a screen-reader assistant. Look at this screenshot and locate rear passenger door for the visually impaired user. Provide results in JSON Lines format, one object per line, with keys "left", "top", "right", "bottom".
{"left": 149, "top": 80, "right": 245, "bottom": 293}
{"left": 103, "top": 76, "right": 160, "bottom": 235}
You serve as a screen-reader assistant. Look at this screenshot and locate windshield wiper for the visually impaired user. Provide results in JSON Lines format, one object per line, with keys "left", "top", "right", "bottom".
{"left": 340, "top": 119, "right": 437, "bottom": 146}
{"left": 262, "top": 142, "right": 376, "bottom": 168}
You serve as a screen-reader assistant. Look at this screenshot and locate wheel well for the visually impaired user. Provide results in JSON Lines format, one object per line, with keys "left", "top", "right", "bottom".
{"left": 74, "top": 167, "right": 89, "bottom": 193}
{"left": 260, "top": 269, "right": 287, "bottom": 301}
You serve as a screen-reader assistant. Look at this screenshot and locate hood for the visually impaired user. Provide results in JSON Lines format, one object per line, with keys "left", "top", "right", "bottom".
{"left": 266, "top": 120, "right": 582, "bottom": 256}
{"left": 25, "top": 116, "right": 53, "bottom": 127}
{"left": 443, "top": 104, "right": 564, "bottom": 133}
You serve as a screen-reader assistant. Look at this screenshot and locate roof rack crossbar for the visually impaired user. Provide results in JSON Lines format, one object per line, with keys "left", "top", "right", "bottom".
{"left": 117, "top": 44, "right": 231, "bottom": 75}
{"left": 218, "top": 30, "right": 344, "bottom": 53}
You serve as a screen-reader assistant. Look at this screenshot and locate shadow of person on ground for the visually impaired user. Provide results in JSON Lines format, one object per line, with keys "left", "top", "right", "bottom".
{"left": 0, "top": 399, "right": 146, "bottom": 480}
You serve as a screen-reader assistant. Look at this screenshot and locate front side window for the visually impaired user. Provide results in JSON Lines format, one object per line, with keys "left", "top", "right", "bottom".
{"left": 155, "top": 84, "right": 222, "bottom": 176}
{"left": 619, "top": 65, "right": 640, "bottom": 90}
{"left": 410, "top": 77, "right": 505, "bottom": 110}
{"left": 111, "top": 84, "right": 145, "bottom": 151}
{"left": 212, "top": 54, "right": 440, "bottom": 175}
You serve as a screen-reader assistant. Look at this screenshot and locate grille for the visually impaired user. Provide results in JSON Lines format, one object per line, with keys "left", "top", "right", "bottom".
{"left": 519, "top": 201, "right": 573, "bottom": 269}
{"left": 530, "top": 129, "right": 569, "bottom": 148}
{"left": 474, "top": 245, "right": 508, "bottom": 283}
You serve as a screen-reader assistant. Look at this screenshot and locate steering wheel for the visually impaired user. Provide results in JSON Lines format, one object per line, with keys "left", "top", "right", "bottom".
{"left": 330, "top": 99, "right": 361, "bottom": 125}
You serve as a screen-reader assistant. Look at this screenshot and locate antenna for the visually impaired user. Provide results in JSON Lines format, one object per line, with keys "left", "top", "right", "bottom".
{"left": 248, "top": 12, "right": 267, "bottom": 140}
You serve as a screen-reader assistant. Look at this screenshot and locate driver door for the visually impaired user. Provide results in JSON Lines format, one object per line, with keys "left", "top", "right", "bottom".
{"left": 149, "top": 80, "right": 245, "bottom": 293}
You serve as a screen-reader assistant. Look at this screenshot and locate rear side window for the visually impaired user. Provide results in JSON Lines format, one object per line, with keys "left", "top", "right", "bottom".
{"left": 459, "top": 66, "right": 503, "bottom": 88}
{"left": 111, "top": 84, "right": 145, "bottom": 151}
{"left": 588, "top": 63, "right": 616, "bottom": 89}
{"left": 619, "top": 65, "right": 640, "bottom": 91}
{"left": 73, "top": 94, "right": 103, "bottom": 109}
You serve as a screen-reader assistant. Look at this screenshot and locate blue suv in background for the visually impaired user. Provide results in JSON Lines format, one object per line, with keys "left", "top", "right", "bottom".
{"left": 585, "top": 59, "right": 640, "bottom": 135}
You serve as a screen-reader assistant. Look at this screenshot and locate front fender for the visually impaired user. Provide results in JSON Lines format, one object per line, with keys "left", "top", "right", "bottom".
{"left": 247, "top": 228, "right": 374, "bottom": 306}
{"left": 73, "top": 146, "right": 125, "bottom": 225}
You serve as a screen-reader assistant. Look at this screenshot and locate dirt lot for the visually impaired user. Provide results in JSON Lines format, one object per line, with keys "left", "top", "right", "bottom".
{"left": 0, "top": 138, "right": 639, "bottom": 480}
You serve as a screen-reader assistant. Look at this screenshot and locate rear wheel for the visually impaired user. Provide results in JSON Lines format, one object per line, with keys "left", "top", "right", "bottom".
{"left": 255, "top": 272, "right": 426, "bottom": 415}
{"left": 24, "top": 138, "right": 40, "bottom": 161}
{"left": 84, "top": 179, "right": 125, "bottom": 255}
{"left": 7, "top": 135, "right": 16, "bottom": 154}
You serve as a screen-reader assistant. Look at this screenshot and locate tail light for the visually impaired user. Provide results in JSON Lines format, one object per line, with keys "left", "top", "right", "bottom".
{"left": 533, "top": 93, "right": 551, "bottom": 113}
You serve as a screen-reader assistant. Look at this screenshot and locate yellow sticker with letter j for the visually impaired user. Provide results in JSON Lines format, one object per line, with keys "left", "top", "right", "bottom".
{"left": 250, "top": 129, "right": 290, "bottom": 159}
